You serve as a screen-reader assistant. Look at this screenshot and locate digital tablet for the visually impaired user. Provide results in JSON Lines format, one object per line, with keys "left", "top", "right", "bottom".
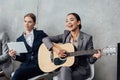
{"left": 7, "top": 42, "right": 27, "bottom": 54}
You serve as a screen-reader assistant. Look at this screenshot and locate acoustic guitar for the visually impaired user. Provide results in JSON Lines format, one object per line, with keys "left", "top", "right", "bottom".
{"left": 38, "top": 43, "right": 116, "bottom": 72}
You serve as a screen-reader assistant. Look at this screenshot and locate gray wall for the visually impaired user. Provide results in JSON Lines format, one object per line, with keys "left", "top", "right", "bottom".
{"left": 0, "top": 0, "right": 119, "bottom": 80}
{"left": 0, "top": 0, "right": 39, "bottom": 41}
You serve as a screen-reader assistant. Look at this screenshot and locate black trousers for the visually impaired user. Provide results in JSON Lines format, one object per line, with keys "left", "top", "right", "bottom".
{"left": 12, "top": 64, "right": 44, "bottom": 80}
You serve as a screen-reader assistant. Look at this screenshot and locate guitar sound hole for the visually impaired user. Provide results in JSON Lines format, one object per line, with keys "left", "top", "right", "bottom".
{"left": 54, "top": 58, "right": 66, "bottom": 65}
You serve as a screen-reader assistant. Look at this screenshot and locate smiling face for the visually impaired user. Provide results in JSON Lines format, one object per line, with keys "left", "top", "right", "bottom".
{"left": 24, "top": 16, "right": 35, "bottom": 32}
{"left": 66, "top": 14, "right": 80, "bottom": 32}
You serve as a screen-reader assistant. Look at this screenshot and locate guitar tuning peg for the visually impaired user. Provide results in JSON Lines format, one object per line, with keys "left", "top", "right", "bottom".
{"left": 102, "top": 45, "right": 117, "bottom": 56}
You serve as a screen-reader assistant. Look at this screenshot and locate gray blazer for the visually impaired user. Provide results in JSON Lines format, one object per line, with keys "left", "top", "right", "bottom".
{"left": 0, "top": 32, "right": 10, "bottom": 63}
{"left": 0, "top": 32, "right": 13, "bottom": 78}
{"left": 43, "top": 30, "right": 94, "bottom": 51}
{"left": 42, "top": 30, "right": 97, "bottom": 76}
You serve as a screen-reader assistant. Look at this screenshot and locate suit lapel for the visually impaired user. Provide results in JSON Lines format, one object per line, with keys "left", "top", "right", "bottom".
{"left": 32, "top": 29, "right": 37, "bottom": 48}
{"left": 63, "top": 30, "right": 84, "bottom": 48}
{"left": 20, "top": 29, "right": 37, "bottom": 51}
{"left": 63, "top": 30, "right": 70, "bottom": 43}
{"left": 20, "top": 34, "right": 32, "bottom": 50}
{"left": 66, "top": 34, "right": 71, "bottom": 43}
{"left": 78, "top": 32, "right": 84, "bottom": 50}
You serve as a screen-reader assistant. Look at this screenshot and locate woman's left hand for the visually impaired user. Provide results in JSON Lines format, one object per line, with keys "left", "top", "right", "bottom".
{"left": 93, "top": 50, "right": 102, "bottom": 59}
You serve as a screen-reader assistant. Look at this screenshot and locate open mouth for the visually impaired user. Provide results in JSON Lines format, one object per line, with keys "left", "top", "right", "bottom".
{"left": 68, "top": 25, "right": 73, "bottom": 28}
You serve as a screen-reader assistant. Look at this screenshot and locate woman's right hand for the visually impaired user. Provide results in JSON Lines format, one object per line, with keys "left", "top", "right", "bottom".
{"left": 52, "top": 46, "right": 67, "bottom": 58}
{"left": 57, "top": 49, "right": 67, "bottom": 58}
{"left": 8, "top": 49, "right": 17, "bottom": 57}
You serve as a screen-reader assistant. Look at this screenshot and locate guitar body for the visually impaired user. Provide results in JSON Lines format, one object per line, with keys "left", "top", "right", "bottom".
{"left": 38, "top": 43, "right": 74, "bottom": 72}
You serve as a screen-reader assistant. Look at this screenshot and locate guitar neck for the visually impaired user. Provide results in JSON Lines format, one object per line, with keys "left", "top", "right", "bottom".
{"left": 67, "top": 46, "right": 117, "bottom": 57}
{"left": 67, "top": 49, "right": 98, "bottom": 57}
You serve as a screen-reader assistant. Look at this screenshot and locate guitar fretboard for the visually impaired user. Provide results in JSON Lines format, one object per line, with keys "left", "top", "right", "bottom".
{"left": 67, "top": 46, "right": 117, "bottom": 57}
{"left": 67, "top": 49, "right": 98, "bottom": 57}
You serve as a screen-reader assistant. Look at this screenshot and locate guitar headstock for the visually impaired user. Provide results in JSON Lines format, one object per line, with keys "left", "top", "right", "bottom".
{"left": 102, "top": 45, "right": 117, "bottom": 56}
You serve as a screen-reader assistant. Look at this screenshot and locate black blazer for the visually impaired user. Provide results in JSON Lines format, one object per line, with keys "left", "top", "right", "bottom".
{"left": 15, "top": 29, "right": 47, "bottom": 67}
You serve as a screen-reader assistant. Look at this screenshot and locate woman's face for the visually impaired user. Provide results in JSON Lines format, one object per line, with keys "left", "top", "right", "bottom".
{"left": 24, "top": 16, "right": 35, "bottom": 32}
{"left": 66, "top": 14, "right": 80, "bottom": 31}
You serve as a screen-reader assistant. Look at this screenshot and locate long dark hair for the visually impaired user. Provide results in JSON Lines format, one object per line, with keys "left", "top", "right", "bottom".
{"left": 67, "top": 13, "right": 82, "bottom": 29}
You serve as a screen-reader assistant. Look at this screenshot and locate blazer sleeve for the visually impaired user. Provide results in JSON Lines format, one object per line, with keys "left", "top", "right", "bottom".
{"left": 0, "top": 32, "right": 11, "bottom": 64}
{"left": 87, "top": 36, "right": 97, "bottom": 64}
{"left": 42, "top": 34, "right": 63, "bottom": 51}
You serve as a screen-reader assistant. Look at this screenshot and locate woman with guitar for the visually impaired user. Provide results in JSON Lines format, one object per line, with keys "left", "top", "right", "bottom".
{"left": 42, "top": 13, "right": 102, "bottom": 80}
